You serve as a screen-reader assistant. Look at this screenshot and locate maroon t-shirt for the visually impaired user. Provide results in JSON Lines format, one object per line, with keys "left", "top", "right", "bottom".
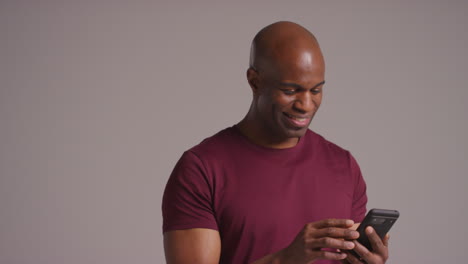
{"left": 162, "top": 126, "right": 367, "bottom": 264}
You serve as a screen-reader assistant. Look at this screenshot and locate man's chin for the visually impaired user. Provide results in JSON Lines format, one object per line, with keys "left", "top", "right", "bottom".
{"left": 284, "top": 126, "right": 309, "bottom": 138}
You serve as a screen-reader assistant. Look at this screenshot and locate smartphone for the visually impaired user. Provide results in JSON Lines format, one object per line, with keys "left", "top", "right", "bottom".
{"left": 350, "top": 208, "right": 399, "bottom": 258}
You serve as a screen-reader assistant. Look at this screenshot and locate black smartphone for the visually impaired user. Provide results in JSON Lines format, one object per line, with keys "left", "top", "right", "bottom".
{"left": 350, "top": 208, "right": 399, "bottom": 258}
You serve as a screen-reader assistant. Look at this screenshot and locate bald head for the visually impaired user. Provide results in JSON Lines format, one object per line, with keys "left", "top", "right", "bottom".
{"left": 249, "top": 21, "right": 324, "bottom": 76}
{"left": 239, "top": 22, "right": 326, "bottom": 148}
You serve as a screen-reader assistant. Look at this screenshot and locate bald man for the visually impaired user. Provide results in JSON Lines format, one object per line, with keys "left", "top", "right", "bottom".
{"left": 162, "top": 22, "right": 390, "bottom": 264}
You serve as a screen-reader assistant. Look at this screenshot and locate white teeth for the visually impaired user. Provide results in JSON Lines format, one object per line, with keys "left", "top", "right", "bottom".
{"left": 285, "top": 113, "right": 308, "bottom": 122}
{"left": 291, "top": 116, "right": 306, "bottom": 121}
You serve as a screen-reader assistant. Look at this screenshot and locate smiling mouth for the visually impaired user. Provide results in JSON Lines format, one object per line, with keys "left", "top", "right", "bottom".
{"left": 283, "top": 113, "right": 311, "bottom": 127}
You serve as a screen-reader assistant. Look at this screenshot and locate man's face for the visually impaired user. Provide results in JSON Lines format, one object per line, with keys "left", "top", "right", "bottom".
{"left": 254, "top": 50, "right": 325, "bottom": 141}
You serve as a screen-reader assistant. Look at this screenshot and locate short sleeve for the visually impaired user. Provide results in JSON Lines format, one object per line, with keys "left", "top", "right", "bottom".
{"left": 349, "top": 154, "right": 368, "bottom": 223}
{"left": 162, "top": 151, "right": 218, "bottom": 233}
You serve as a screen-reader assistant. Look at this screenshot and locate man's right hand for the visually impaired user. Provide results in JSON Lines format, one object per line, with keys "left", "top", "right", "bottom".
{"left": 273, "top": 219, "right": 360, "bottom": 264}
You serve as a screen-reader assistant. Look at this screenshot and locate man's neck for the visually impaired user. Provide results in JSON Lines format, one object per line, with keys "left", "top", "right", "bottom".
{"left": 236, "top": 118, "right": 299, "bottom": 149}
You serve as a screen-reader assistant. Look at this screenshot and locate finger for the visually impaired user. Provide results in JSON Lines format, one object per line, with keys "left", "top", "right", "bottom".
{"left": 345, "top": 251, "right": 364, "bottom": 264}
{"left": 313, "top": 227, "right": 359, "bottom": 240}
{"left": 383, "top": 233, "right": 390, "bottom": 247}
{"left": 313, "top": 219, "right": 354, "bottom": 229}
{"left": 352, "top": 240, "right": 373, "bottom": 262}
{"left": 365, "top": 226, "right": 386, "bottom": 255}
{"left": 316, "top": 250, "right": 348, "bottom": 261}
{"left": 308, "top": 237, "right": 356, "bottom": 251}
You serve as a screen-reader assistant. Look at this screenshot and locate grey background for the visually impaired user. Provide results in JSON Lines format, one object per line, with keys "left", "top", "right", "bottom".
{"left": 1, "top": 1, "right": 467, "bottom": 263}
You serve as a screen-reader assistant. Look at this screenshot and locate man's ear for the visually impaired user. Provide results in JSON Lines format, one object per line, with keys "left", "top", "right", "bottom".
{"left": 246, "top": 67, "right": 260, "bottom": 96}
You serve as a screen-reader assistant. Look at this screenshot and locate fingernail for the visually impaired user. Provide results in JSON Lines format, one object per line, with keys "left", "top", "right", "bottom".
{"left": 352, "top": 231, "right": 359, "bottom": 238}
{"left": 345, "top": 241, "right": 355, "bottom": 249}
{"left": 346, "top": 219, "right": 354, "bottom": 226}
{"left": 366, "top": 226, "right": 373, "bottom": 234}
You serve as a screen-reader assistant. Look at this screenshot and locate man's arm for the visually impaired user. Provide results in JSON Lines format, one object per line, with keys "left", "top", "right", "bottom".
{"left": 163, "top": 228, "right": 221, "bottom": 264}
{"left": 163, "top": 228, "right": 282, "bottom": 264}
{"left": 164, "top": 219, "right": 360, "bottom": 264}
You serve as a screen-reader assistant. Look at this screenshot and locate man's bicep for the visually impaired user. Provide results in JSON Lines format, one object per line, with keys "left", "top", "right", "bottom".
{"left": 349, "top": 153, "right": 367, "bottom": 222}
{"left": 164, "top": 228, "right": 221, "bottom": 264}
{"left": 162, "top": 151, "right": 218, "bottom": 232}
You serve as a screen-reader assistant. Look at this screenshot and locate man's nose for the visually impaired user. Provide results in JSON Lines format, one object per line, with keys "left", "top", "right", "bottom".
{"left": 293, "top": 92, "right": 315, "bottom": 113}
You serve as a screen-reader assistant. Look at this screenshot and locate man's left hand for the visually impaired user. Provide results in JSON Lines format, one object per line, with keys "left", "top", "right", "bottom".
{"left": 342, "top": 226, "right": 389, "bottom": 264}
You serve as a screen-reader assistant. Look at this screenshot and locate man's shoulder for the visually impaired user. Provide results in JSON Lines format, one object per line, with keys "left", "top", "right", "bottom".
{"left": 187, "top": 126, "right": 239, "bottom": 158}
{"left": 307, "top": 129, "right": 352, "bottom": 160}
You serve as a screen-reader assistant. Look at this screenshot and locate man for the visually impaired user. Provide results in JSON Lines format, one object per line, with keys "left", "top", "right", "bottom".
{"left": 162, "top": 21, "right": 390, "bottom": 264}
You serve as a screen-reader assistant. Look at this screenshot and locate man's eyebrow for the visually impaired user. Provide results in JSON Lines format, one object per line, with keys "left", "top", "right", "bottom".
{"left": 279, "top": 80, "right": 326, "bottom": 90}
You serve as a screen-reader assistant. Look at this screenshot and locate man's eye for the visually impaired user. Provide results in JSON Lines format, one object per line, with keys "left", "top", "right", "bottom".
{"left": 311, "top": 89, "right": 321, "bottom": 95}
{"left": 282, "top": 89, "right": 296, "bottom": 95}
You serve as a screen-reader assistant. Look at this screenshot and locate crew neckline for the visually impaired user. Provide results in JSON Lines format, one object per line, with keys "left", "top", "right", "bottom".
{"left": 230, "top": 125, "right": 309, "bottom": 154}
